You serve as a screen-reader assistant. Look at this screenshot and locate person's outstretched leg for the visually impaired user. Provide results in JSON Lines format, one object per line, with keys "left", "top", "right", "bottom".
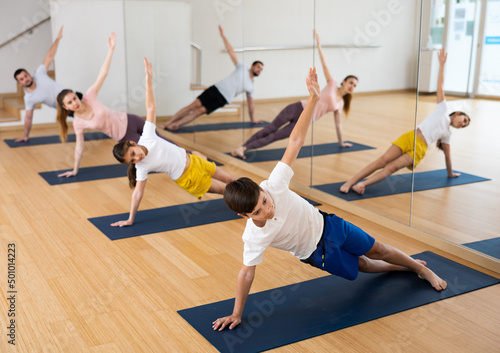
{"left": 166, "top": 105, "right": 207, "bottom": 131}
{"left": 340, "top": 144, "right": 404, "bottom": 193}
{"left": 164, "top": 99, "right": 205, "bottom": 130}
{"left": 361, "top": 241, "right": 447, "bottom": 291}
{"left": 232, "top": 102, "right": 302, "bottom": 159}
{"left": 351, "top": 152, "right": 412, "bottom": 194}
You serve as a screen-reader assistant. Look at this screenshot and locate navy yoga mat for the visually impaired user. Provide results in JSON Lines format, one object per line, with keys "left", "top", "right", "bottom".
{"left": 464, "top": 237, "right": 500, "bottom": 260}
{"left": 178, "top": 251, "right": 500, "bottom": 353}
{"left": 39, "top": 159, "right": 222, "bottom": 185}
{"left": 89, "top": 197, "right": 320, "bottom": 240}
{"left": 4, "top": 132, "right": 110, "bottom": 147}
{"left": 40, "top": 164, "right": 129, "bottom": 185}
{"left": 314, "top": 169, "right": 490, "bottom": 201}
{"left": 168, "top": 121, "right": 269, "bottom": 133}
{"left": 228, "top": 142, "right": 374, "bottom": 163}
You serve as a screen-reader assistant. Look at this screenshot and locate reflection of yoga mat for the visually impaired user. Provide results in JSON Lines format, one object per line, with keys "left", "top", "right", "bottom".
{"left": 40, "top": 159, "right": 222, "bottom": 185}
{"left": 228, "top": 142, "right": 374, "bottom": 163}
{"left": 4, "top": 132, "right": 110, "bottom": 147}
{"left": 89, "top": 197, "right": 320, "bottom": 240}
{"left": 178, "top": 251, "right": 500, "bottom": 353}
{"left": 464, "top": 238, "right": 500, "bottom": 260}
{"left": 168, "top": 121, "right": 269, "bottom": 133}
{"left": 314, "top": 169, "right": 490, "bottom": 201}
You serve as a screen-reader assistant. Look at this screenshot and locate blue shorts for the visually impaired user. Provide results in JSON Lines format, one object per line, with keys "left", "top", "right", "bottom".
{"left": 301, "top": 211, "right": 375, "bottom": 280}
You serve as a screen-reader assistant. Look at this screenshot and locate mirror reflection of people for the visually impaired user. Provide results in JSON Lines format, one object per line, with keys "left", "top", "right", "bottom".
{"left": 340, "top": 48, "right": 470, "bottom": 195}
{"left": 212, "top": 68, "right": 446, "bottom": 332}
{"left": 56, "top": 33, "right": 183, "bottom": 178}
{"left": 111, "top": 58, "right": 235, "bottom": 228}
{"left": 164, "top": 25, "right": 264, "bottom": 131}
{"left": 13, "top": 26, "right": 66, "bottom": 143}
{"left": 231, "top": 31, "right": 357, "bottom": 160}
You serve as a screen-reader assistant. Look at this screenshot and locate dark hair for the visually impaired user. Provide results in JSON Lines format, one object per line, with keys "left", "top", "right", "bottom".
{"left": 56, "top": 89, "right": 75, "bottom": 142}
{"left": 113, "top": 141, "right": 137, "bottom": 188}
{"left": 341, "top": 75, "right": 358, "bottom": 116}
{"left": 437, "top": 112, "right": 472, "bottom": 151}
{"left": 14, "top": 68, "right": 27, "bottom": 81}
{"left": 252, "top": 61, "right": 264, "bottom": 67}
{"left": 223, "top": 177, "right": 261, "bottom": 215}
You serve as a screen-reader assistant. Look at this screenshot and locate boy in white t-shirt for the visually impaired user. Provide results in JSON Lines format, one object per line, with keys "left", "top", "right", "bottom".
{"left": 213, "top": 68, "right": 447, "bottom": 331}
{"left": 13, "top": 26, "right": 66, "bottom": 143}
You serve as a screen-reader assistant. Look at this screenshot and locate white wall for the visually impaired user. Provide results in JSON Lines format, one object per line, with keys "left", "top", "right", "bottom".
{"left": 191, "top": 0, "right": 420, "bottom": 100}
{"left": 0, "top": 0, "right": 54, "bottom": 94}
{"left": 50, "top": 0, "right": 128, "bottom": 112}
{"left": 123, "top": 0, "right": 191, "bottom": 116}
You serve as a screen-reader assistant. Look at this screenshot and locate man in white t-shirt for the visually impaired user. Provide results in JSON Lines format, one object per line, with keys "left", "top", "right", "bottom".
{"left": 13, "top": 26, "right": 66, "bottom": 142}
{"left": 212, "top": 68, "right": 447, "bottom": 332}
{"left": 164, "top": 25, "right": 264, "bottom": 131}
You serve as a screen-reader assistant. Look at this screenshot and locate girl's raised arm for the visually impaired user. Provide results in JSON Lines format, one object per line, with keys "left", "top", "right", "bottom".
{"left": 144, "top": 57, "right": 156, "bottom": 124}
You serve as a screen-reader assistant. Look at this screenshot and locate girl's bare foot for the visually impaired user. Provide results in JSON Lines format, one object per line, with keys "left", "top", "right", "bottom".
{"left": 418, "top": 267, "right": 447, "bottom": 291}
{"left": 231, "top": 146, "right": 246, "bottom": 160}
{"left": 352, "top": 183, "right": 365, "bottom": 195}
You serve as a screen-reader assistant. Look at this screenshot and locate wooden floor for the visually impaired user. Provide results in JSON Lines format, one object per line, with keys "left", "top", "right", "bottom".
{"left": 0, "top": 92, "right": 499, "bottom": 352}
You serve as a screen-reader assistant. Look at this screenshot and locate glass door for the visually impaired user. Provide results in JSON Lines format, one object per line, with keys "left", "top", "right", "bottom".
{"left": 477, "top": 0, "right": 500, "bottom": 96}
{"left": 443, "top": 0, "right": 482, "bottom": 96}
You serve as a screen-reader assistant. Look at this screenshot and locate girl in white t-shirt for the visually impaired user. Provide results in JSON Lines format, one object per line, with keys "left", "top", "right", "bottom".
{"left": 340, "top": 48, "right": 470, "bottom": 195}
{"left": 110, "top": 58, "right": 235, "bottom": 227}
{"left": 232, "top": 31, "right": 358, "bottom": 159}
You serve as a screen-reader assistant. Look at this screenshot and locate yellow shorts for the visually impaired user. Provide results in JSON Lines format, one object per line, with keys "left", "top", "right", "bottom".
{"left": 392, "top": 130, "right": 428, "bottom": 170}
{"left": 174, "top": 154, "right": 216, "bottom": 198}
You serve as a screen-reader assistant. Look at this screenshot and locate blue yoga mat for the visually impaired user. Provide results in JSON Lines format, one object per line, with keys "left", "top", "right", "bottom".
{"left": 168, "top": 121, "right": 269, "bottom": 133}
{"left": 227, "top": 142, "right": 374, "bottom": 163}
{"left": 178, "top": 251, "right": 500, "bottom": 353}
{"left": 4, "top": 132, "right": 110, "bottom": 147}
{"left": 40, "top": 164, "right": 129, "bottom": 185}
{"left": 39, "top": 159, "right": 222, "bottom": 185}
{"left": 314, "top": 169, "right": 490, "bottom": 201}
{"left": 464, "top": 237, "right": 500, "bottom": 260}
{"left": 89, "top": 197, "right": 320, "bottom": 240}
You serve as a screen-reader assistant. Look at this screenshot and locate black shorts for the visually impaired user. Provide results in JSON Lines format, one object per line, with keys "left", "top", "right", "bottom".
{"left": 197, "top": 85, "right": 228, "bottom": 115}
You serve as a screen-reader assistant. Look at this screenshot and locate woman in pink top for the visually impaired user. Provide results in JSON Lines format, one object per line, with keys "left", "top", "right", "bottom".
{"left": 232, "top": 31, "right": 358, "bottom": 160}
{"left": 55, "top": 33, "right": 179, "bottom": 178}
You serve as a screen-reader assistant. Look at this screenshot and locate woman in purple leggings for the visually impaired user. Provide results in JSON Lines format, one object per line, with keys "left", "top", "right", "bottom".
{"left": 232, "top": 31, "right": 358, "bottom": 159}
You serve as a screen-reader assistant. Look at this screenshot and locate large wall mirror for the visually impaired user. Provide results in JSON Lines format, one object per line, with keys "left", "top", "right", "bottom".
{"left": 119, "top": 0, "right": 499, "bottom": 265}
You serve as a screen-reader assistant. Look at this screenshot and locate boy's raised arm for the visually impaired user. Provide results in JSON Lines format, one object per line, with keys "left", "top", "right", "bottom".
{"left": 281, "top": 68, "right": 320, "bottom": 167}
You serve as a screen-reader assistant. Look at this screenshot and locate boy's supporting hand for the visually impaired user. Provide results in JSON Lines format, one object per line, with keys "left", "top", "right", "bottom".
{"left": 212, "top": 314, "right": 241, "bottom": 331}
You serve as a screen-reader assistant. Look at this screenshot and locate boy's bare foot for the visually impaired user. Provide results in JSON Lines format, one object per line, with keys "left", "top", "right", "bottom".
{"left": 418, "top": 267, "right": 447, "bottom": 291}
{"left": 231, "top": 146, "right": 246, "bottom": 160}
{"left": 352, "top": 183, "right": 365, "bottom": 195}
{"left": 339, "top": 183, "right": 351, "bottom": 193}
